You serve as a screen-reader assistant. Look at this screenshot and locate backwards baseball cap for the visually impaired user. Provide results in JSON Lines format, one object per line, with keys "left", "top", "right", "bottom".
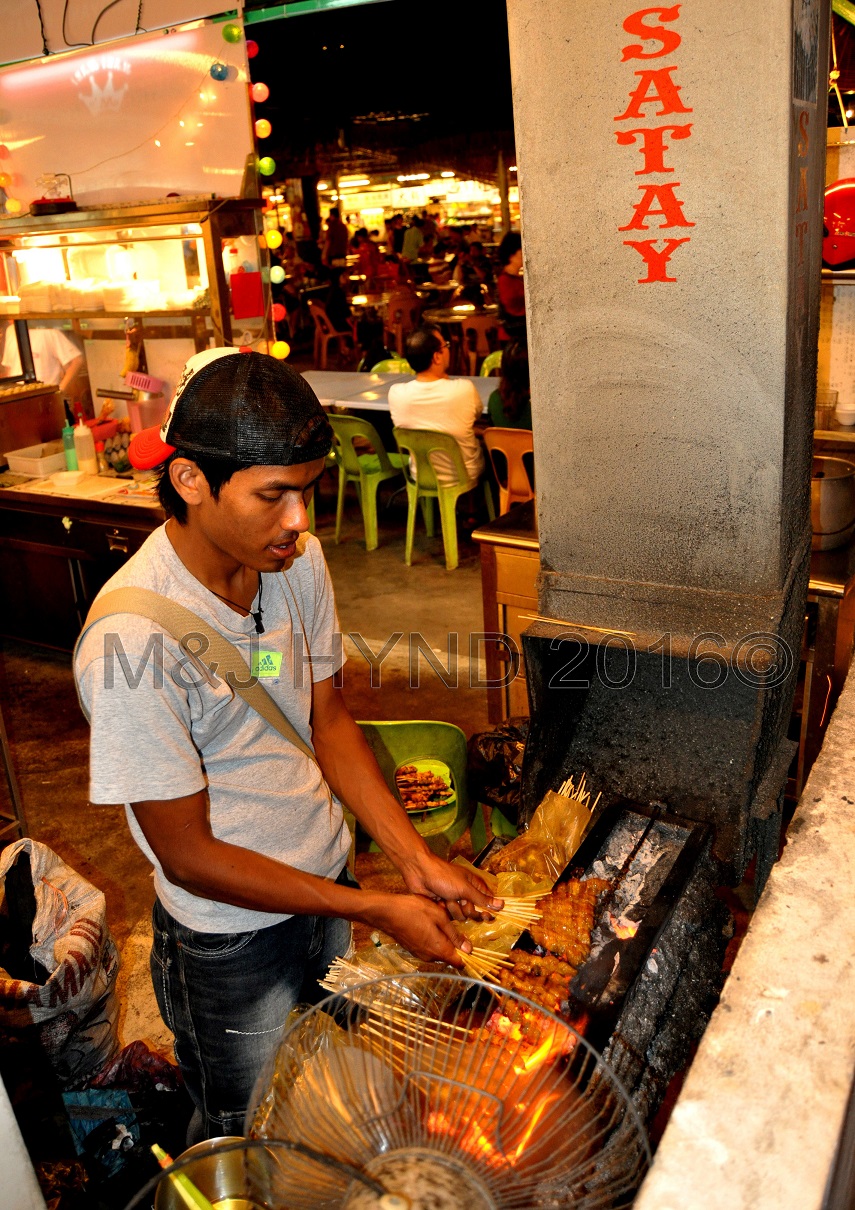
{"left": 128, "top": 347, "right": 332, "bottom": 470}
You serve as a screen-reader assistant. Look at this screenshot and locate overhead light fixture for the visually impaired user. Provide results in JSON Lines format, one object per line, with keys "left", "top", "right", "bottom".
{"left": 509, "top": 165, "right": 518, "bottom": 172}
{"left": 340, "top": 176, "right": 370, "bottom": 186}
{"left": 317, "top": 181, "right": 330, "bottom": 190}
{"left": 397, "top": 172, "right": 430, "bottom": 182}
{"left": 440, "top": 171, "right": 455, "bottom": 178}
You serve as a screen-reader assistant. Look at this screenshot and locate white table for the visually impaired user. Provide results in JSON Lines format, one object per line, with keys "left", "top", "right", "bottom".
{"left": 302, "top": 370, "right": 494, "bottom": 413}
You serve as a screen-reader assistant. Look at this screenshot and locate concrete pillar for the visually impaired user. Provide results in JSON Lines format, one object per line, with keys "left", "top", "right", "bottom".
{"left": 507, "top": 1, "right": 831, "bottom": 878}
{"left": 507, "top": 0, "right": 830, "bottom": 641}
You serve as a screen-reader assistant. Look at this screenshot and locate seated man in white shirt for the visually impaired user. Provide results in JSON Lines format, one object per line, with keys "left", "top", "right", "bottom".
{"left": 1, "top": 322, "right": 85, "bottom": 395}
{"left": 388, "top": 325, "right": 485, "bottom": 487}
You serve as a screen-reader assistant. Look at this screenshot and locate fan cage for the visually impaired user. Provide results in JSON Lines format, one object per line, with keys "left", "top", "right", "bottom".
{"left": 248, "top": 972, "right": 651, "bottom": 1209}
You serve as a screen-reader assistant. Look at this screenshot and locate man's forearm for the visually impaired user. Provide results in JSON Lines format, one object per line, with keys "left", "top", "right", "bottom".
{"left": 159, "top": 831, "right": 382, "bottom": 921}
{"left": 59, "top": 356, "right": 84, "bottom": 392}
{"left": 312, "top": 707, "right": 431, "bottom": 874}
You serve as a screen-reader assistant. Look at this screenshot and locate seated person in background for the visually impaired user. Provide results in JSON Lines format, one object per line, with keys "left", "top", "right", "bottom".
{"left": 468, "top": 241, "right": 495, "bottom": 290}
{"left": 388, "top": 325, "right": 484, "bottom": 487}
{"left": 488, "top": 341, "right": 532, "bottom": 430}
{"left": 355, "top": 311, "right": 393, "bottom": 371}
{"left": 354, "top": 228, "right": 383, "bottom": 284}
{"left": 497, "top": 231, "right": 526, "bottom": 342}
{"left": 1, "top": 321, "right": 85, "bottom": 395}
{"left": 324, "top": 270, "right": 354, "bottom": 334}
{"left": 376, "top": 253, "right": 404, "bottom": 288}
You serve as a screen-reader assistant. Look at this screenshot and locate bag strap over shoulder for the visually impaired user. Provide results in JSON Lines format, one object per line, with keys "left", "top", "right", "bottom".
{"left": 76, "top": 586, "right": 318, "bottom": 765}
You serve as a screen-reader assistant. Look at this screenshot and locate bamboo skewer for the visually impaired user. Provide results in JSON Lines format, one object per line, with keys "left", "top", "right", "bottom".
{"left": 456, "top": 947, "right": 514, "bottom": 982}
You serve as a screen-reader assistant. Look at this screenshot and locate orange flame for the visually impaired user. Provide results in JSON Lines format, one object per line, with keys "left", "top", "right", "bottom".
{"left": 513, "top": 1026, "right": 573, "bottom": 1075}
{"left": 427, "top": 1108, "right": 500, "bottom": 1164}
{"left": 609, "top": 911, "right": 640, "bottom": 940}
{"left": 511, "top": 1092, "right": 560, "bottom": 1161}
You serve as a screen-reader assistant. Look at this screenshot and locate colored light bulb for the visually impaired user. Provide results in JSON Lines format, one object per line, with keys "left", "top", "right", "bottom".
{"left": 5, "top": 197, "right": 22, "bottom": 213}
{"left": 255, "top": 118, "right": 272, "bottom": 139}
{"left": 210, "top": 62, "right": 229, "bottom": 81}
{"left": 272, "top": 303, "right": 286, "bottom": 321}
{"left": 222, "top": 23, "right": 242, "bottom": 43}
{"left": 251, "top": 82, "right": 270, "bottom": 103}
{"left": 258, "top": 156, "right": 276, "bottom": 178}
{"left": 264, "top": 228, "right": 282, "bottom": 248}
{"left": 246, "top": 40, "right": 259, "bottom": 58}
{"left": 271, "top": 340, "right": 290, "bottom": 359}
{"left": 270, "top": 265, "right": 285, "bottom": 284}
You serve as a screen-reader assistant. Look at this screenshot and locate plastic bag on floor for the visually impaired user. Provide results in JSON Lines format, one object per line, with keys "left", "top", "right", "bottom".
{"left": 466, "top": 718, "right": 529, "bottom": 823}
{"left": 0, "top": 839, "right": 120, "bottom": 1087}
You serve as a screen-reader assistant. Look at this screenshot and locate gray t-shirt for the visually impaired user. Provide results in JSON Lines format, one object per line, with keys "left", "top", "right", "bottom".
{"left": 74, "top": 524, "right": 350, "bottom": 933}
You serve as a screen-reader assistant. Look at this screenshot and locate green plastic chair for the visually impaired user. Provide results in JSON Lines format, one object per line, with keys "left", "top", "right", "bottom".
{"left": 480, "top": 350, "right": 503, "bottom": 376}
{"left": 328, "top": 414, "right": 405, "bottom": 551}
{"left": 393, "top": 427, "right": 496, "bottom": 571}
{"left": 371, "top": 358, "right": 413, "bottom": 373}
{"left": 357, "top": 720, "right": 473, "bottom": 851}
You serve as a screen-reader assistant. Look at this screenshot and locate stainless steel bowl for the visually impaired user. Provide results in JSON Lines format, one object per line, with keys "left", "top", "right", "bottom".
{"left": 811, "top": 456, "right": 855, "bottom": 550}
{"left": 153, "top": 1136, "right": 254, "bottom": 1210}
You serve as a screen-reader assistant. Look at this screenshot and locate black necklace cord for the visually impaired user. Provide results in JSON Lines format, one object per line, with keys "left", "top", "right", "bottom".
{"left": 208, "top": 575, "right": 265, "bottom": 635}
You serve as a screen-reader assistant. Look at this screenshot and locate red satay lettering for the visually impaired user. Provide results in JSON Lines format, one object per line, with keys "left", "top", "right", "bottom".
{"left": 795, "top": 167, "right": 808, "bottom": 214}
{"left": 619, "top": 182, "right": 695, "bottom": 230}
{"left": 795, "top": 221, "right": 809, "bottom": 264}
{"left": 621, "top": 5, "right": 682, "bottom": 60}
{"left": 615, "top": 66, "right": 692, "bottom": 120}
{"left": 797, "top": 110, "right": 810, "bottom": 157}
{"left": 614, "top": 124, "right": 692, "bottom": 173}
{"left": 623, "top": 238, "right": 691, "bottom": 282}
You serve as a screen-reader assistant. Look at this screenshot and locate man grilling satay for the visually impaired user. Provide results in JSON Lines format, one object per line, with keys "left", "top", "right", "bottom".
{"left": 74, "top": 347, "right": 501, "bottom": 1141}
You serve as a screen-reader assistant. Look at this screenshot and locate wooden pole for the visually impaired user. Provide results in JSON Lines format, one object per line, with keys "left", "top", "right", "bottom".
{"left": 498, "top": 151, "right": 511, "bottom": 235}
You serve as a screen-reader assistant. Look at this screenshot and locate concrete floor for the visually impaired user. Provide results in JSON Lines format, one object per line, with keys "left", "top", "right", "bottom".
{"left": 0, "top": 472, "right": 494, "bottom": 1056}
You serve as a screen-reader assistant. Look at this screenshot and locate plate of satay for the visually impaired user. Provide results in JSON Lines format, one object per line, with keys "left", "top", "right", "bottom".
{"left": 394, "top": 759, "right": 457, "bottom": 814}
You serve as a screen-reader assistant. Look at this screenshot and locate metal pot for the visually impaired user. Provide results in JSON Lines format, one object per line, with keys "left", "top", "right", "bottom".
{"left": 811, "top": 456, "right": 855, "bottom": 550}
{"left": 153, "top": 1136, "right": 249, "bottom": 1210}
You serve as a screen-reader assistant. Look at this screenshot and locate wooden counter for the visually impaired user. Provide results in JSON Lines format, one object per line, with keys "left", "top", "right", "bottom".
{"left": 0, "top": 482, "right": 162, "bottom": 650}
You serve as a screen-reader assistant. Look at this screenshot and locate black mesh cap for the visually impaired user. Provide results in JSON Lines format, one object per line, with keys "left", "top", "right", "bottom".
{"left": 129, "top": 348, "right": 332, "bottom": 469}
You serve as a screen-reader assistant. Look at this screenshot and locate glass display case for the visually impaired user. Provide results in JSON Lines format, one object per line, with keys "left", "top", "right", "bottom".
{"left": 0, "top": 197, "right": 270, "bottom": 359}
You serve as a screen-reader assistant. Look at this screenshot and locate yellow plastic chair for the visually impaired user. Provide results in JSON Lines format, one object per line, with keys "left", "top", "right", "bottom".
{"left": 328, "top": 414, "right": 405, "bottom": 550}
{"left": 483, "top": 427, "right": 535, "bottom": 514}
{"left": 480, "top": 350, "right": 503, "bottom": 376}
{"left": 393, "top": 426, "right": 496, "bottom": 570}
{"left": 371, "top": 358, "right": 413, "bottom": 373}
{"left": 357, "top": 720, "right": 473, "bottom": 851}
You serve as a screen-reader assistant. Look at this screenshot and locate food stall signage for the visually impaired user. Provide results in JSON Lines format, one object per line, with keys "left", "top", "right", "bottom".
{"left": 614, "top": 6, "right": 694, "bottom": 283}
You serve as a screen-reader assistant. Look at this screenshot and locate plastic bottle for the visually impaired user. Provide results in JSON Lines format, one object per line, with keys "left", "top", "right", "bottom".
{"left": 61, "top": 400, "right": 78, "bottom": 470}
{"left": 74, "top": 418, "right": 98, "bottom": 475}
{"left": 95, "top": 441, "right": 109, "bottom": 475}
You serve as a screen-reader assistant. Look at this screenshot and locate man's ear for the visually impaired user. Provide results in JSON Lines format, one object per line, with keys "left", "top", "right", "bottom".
{"left": 168, "top": 458, "right": 208, "bottom": 509}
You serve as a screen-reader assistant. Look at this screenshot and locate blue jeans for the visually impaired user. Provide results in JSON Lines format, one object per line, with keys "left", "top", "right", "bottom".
{"left": 150, "top": 890, "right": 352, "bottom": 1139}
